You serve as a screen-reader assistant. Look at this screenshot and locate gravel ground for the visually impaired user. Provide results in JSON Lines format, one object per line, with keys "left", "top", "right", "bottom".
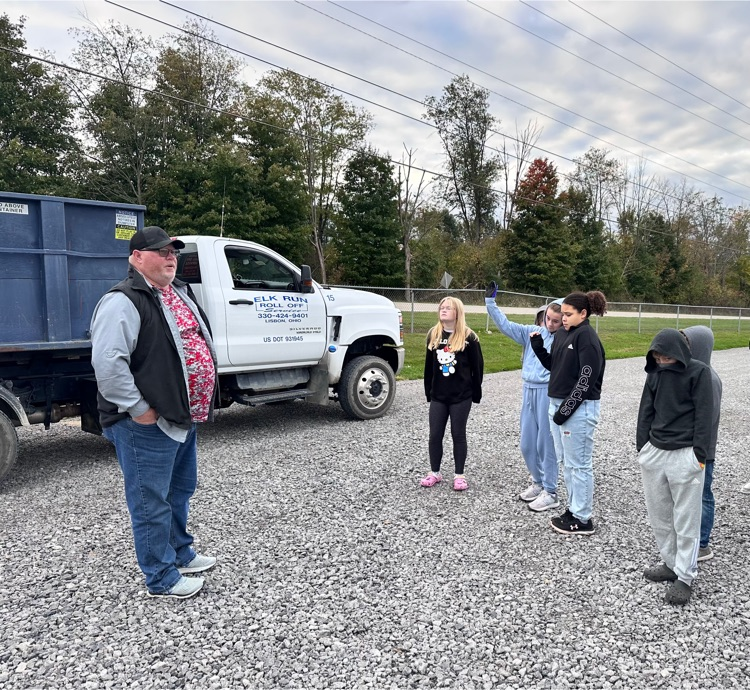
{"left": 2, "top": 349, "right": 750, "bottom": 690}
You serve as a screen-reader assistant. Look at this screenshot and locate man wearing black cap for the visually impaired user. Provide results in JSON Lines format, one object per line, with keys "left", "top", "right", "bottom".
{"left": 91, "top": 226, "right": 218, "bottom": 599}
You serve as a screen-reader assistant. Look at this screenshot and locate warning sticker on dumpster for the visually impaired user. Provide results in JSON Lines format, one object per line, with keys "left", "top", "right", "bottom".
{"left": 0, "top": 202, "right": 28, "bottom": 215}
{"left": 114, "top": 211, "right": 138, "bottom": 240}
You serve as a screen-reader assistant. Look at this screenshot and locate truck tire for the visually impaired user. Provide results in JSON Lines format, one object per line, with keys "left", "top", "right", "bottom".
{"left": 338, "top": 355, "right": 396, "bottom": 420}
{"left": 0, "top": 411, "right": 18, "bottom": 483}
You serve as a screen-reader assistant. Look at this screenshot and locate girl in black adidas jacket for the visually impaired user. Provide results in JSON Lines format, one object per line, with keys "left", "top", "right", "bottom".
{"left": 530, "top": 291, "right": 607, "bottom": 536}
{"left": 421, "top": 297, "right": 484, "bottom": 492}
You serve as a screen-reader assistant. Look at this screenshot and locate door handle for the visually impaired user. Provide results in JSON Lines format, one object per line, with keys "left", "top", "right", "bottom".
{"left": 229, "top": 299, "right": 254, "bottom": 305}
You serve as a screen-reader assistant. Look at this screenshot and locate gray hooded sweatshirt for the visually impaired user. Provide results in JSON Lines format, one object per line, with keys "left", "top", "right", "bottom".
{"left": 682, "top": 325, "right": 722, "bottom": 463}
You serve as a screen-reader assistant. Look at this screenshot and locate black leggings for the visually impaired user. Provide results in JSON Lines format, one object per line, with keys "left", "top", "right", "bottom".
{"left": 428, "top": 398, "right": 473, "bottom": 474}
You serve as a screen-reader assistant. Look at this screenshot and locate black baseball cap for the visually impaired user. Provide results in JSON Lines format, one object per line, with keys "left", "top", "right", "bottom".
{"left": 129, "top": 226, "right": 185, "bottom": 253}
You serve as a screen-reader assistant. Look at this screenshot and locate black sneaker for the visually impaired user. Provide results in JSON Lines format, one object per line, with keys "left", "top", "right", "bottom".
{"left": 550, "top": 512, "right": 595, "bottom": 535}
{"left": 552, "top": 509, "right": 574, "bottom": 526}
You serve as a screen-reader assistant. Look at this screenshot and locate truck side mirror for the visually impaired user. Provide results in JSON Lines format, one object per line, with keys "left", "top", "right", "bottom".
{"left": 300, "top": 265, "right": 314, "bottom": 294}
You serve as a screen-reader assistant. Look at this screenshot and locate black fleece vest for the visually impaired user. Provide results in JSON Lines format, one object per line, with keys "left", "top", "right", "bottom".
{"left": 97, "top": 273, "right": 198, "bottom": 429}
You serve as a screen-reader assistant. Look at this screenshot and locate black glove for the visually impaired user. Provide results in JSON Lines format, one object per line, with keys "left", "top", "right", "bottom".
{"left": 485, "top": 281, "right": 498, "bottom": 299}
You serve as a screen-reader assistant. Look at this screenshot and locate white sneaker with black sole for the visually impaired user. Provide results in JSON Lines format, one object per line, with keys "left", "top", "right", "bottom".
{"left": 528, "top": 490, "right": 560, "bottom": 512}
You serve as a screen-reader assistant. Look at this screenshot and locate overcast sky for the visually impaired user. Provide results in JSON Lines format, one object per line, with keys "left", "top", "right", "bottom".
{"left": 5, "top": 0, "right": 750, "bottom": 210}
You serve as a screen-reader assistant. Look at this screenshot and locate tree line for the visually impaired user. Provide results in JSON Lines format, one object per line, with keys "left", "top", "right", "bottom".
{"left": 2, "top": 14, "right": 749, "bottom": 305}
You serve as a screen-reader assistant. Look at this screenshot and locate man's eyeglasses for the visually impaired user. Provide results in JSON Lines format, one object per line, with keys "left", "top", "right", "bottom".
{"left": 142, "top": 248, "right": 180, "bottom": 258}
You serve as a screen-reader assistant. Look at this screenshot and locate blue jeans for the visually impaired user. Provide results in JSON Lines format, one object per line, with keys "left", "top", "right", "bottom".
{"left": 549, "top": 398, "right": 600, "bottom": 523}
{"left": 700, "top": 462, "right": 715, "bottom": 548}
{"left": 103, "top": 418, "right": 198, "bottom": 593}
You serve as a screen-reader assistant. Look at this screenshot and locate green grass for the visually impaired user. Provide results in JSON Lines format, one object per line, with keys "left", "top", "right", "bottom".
{"left": 398, "top": 314, "right": 749, "bottom": 380}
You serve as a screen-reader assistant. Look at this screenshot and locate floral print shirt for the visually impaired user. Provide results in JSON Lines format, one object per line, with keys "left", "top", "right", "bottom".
{"left": 159, "top": 284, "right": 215, "bottom": 422}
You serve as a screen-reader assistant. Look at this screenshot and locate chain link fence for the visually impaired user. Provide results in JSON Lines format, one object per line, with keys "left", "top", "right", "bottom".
{"left": 331, "top": 285, "right": 750, "bottom": 337}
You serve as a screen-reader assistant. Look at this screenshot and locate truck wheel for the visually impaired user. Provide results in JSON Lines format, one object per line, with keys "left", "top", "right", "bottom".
{"left": 0, "top": 411, "right": 18, "bottom": 483}
{"left": 338, "top": 356, "right": 396, "bottom": 420}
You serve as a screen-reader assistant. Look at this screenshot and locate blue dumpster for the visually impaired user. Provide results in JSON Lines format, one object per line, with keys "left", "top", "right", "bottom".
{"left": 0, "top": 192, "right": 146, "bottom": 481}
{"left": 0, "top": 192, "right": 144, "bottom": 350}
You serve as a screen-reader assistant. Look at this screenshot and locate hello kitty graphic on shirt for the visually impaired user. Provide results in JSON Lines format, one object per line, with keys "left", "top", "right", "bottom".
{"left": 437, "top": 345, "right": 456, "bottom": 376}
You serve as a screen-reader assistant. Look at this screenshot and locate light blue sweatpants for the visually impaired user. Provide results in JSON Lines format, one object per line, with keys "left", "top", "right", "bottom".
{"left": 520, "top": 385, "right": 558, "bottom": 494}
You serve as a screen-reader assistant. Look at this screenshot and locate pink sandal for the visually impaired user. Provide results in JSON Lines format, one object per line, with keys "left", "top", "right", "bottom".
{"left": 453, "top": 477, "right": 468, "bottom": 491}
{"left": 420, "top": 472, "right": 443, "bottom": 487}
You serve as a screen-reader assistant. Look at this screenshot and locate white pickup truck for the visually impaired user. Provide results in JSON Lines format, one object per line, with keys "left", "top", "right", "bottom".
{"left": 0, "top": 192, "right": 404, "bottom": 482}
{"left": 175, "top": 235, "right": 404, "bottom": 419}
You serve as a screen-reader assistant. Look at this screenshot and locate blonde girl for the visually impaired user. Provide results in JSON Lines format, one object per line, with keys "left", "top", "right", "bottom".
{"left": 422, "top": 297, "right": 484, "bottom": 491}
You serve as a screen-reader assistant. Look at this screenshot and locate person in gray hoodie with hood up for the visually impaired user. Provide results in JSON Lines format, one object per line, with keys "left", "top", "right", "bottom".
{"left": 637, "top": 328, "right": 713, "bottom": 606}
{"left": 682, "top": 326, "right": 723, "bottom": 563}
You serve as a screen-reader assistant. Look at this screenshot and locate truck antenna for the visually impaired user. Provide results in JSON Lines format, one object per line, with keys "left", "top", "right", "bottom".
{"left": 220, "top": 177, "right": 226, "bottom": 237}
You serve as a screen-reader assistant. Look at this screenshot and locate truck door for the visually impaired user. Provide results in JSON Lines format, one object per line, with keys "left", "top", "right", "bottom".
{"left": 220, "top": 245, "right": 328, "bottom": 368}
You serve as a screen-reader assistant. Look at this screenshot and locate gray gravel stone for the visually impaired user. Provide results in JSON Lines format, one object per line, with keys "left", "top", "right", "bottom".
{"left": 1, "top": 350, "right": 750, "bottom": 688}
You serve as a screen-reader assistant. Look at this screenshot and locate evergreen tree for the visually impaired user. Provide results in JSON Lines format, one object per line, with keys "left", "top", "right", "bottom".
{"left": 238, "top": 83, "right": 311, "bottom": 265}
{"left": 503, "top": 159, "right": 572, "bottom": 295}
{"left": 146, "top": 143, "right": 280, "bottom": 247}
{"left": 643, "top": 212, "right": 692, "bottom": 303}
{"left": 561, "top": 186, "right": 622, "bottom": 295}
{"left": 410, "top": 209, "right": 456, "bottom": 288}
{"left": 335, "top": 149, "right": 403, "bottom": 286}
{"left": 623, "top": 236, "right": 659, "bottom": 302}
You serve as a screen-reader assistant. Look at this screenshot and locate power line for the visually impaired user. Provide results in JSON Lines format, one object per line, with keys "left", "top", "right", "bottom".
{"left": 473, "top": 0, "right": 750, "bottom": 137}
{"left": 520, "top": 0, "right": 750, "bottom": 127}
{"left": 310, "top": 0, "right": 750, "bottom": 200}
{"left": 569, "top": 0, "right": 750, "bottom": 115}
{"left": 118, "top": 0, "right": 750, "bottom": 231}
{"left": 166, "top": 1, "right": 746, "bottom": 256}
{"left": 0, "top": 44, "right": 690, "bottom": 248}
{"left": 148, "top": 0, "right": 750, "bottom": 216}
{"left": 0, "top": 45, "right": 440, "bottom": 198}
{"left": 105, "top": 0, "right": 430, "bottom": 128}
{"left": 4, "top": 20, "right": 744, "bottom": 253}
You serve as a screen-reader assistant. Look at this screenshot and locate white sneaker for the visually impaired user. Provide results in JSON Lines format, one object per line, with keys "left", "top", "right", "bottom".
{"left": 148, "top": 576, "right": 204, "bottom": 599}
{"left": 178, "top": 553, "right": 217, "bottom": 574}
{"left": 528, "top": 490, "right": 560, "bottom": 512}
{"left": 741, "top": 481, "right": 750, "bottom": 495}
{"left": 519, "top": 483, "right": 543, "bottom": 502}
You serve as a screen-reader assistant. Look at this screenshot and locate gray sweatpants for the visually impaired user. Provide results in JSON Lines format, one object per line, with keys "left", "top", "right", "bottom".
{"left": 638, "top": 442, "right": 705, "bottom": 585}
